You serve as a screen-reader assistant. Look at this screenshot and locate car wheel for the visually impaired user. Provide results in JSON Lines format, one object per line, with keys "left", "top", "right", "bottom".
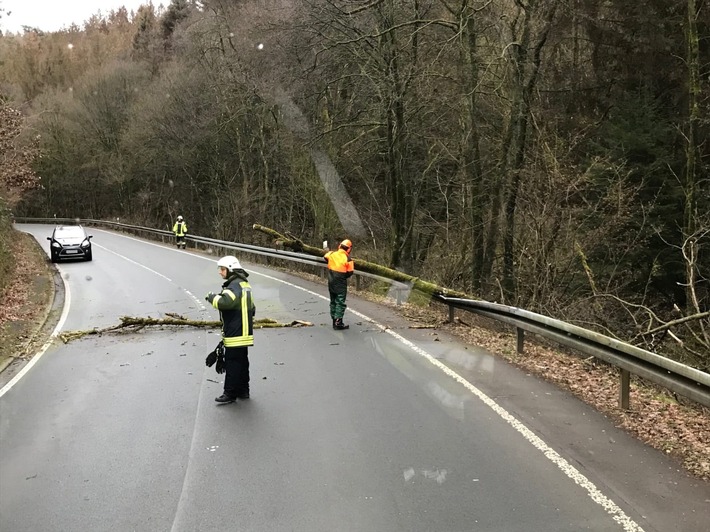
{"left": 85, "top": 250, "right": 93, "bottom": 262}
{"left": 50, "top": 251, "right": 58, "bottom": 263}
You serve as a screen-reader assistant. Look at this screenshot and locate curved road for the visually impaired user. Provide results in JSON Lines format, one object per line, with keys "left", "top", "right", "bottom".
{"left": 1, "top": 224, "right": 708, "bottom": 531}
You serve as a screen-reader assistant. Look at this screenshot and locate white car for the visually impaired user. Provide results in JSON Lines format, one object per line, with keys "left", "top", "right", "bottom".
{"left": 47, "top": 225, "right": 93, "bottom": 262}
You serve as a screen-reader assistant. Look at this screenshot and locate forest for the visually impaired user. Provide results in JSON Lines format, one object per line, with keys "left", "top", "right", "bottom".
{"left": 0, "top": 0, "right": 708, "bottom": 369}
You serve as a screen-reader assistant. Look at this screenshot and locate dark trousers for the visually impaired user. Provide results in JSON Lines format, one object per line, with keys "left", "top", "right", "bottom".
{"left": 224, "top": 346, "right": 250, "bottom": 397}
{"left": 329, "top": 288, "right": 348, "bottom": 319}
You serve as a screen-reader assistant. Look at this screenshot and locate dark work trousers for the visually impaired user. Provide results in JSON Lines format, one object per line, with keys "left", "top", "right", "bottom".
{"left": 328, "top": 287, "right": 348, "bottom": 319}
{"left": 224, "top": 346, "right": 250, "bottom": 398}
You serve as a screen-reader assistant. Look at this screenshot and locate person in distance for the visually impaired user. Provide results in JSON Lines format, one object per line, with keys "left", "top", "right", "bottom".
{"left": 172, "top": 215, "right": 188, "bottom": 249}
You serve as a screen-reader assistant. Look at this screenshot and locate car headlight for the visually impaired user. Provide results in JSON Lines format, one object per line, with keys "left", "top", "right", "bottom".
{"left": 51, "top": 242, "right": 61, "bottom": 248}
{"left": 81, "top": 239, "right": 91, "bottom": 248}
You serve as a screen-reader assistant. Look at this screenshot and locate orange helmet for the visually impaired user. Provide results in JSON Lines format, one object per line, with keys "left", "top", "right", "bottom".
{"left": 339, "top": 239, "right": 352, "bottom": 252}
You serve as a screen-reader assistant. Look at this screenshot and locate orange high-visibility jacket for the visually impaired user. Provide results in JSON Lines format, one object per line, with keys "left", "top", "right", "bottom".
{"left": 324, "top": 248, "right": 354, "bottom": 293}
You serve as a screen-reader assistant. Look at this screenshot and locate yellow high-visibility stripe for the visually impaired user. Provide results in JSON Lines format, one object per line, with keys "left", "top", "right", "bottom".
{"left": 222, "top": 289, "right": 237, "bottom": 301}
{"left": 212, "top": 289, "right": 237, "bottom": 309}
{"left": 240, "top": 282, "right": 251, "bottom": 336}
{"left": 217, "top": 281, "right": 253, "bottom": 347}
{"left": 223, "top": 336, "right": 254, "bottom": 347}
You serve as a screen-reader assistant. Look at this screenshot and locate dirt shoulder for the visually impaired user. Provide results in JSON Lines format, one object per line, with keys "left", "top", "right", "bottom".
{"left": 0, "top": 230, "right": 55, "bottom": 374}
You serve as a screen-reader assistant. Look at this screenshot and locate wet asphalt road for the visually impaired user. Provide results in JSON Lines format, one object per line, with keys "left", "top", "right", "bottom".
{"left": 1, "top": 224, "right": 708, "bottom": 532}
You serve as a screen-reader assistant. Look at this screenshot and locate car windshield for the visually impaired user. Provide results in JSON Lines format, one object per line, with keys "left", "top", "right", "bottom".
{"left": 55, "top": 226, "right": 85, "bottom": 238}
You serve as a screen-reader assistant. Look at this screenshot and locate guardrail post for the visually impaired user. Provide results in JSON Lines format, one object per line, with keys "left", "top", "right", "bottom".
{"left": 516, "top": 327, "right": 525, "bottom": 354}
{"left": 356, "top": 275, "right": 361, "bottom": 291}
{"left": 448, "top": 306, "right": 454, "bottom": 323}
{"left": 619, "top": 369, "right": 630, "bottom": 410}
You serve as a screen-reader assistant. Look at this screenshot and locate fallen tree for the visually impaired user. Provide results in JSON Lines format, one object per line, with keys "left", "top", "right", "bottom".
{"left": 252, "top": 224, "right": 469, "bottom": 299}
{"left": 58, "top": 315, "right": 313, "bottom": 343}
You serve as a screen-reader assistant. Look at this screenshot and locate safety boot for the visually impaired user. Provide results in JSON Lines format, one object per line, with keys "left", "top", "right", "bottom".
{"left": 215, "top": 394, "right": 236, "bottom": 403}
{"left": 334, "top": 318, "right": 349, "bottom": 330}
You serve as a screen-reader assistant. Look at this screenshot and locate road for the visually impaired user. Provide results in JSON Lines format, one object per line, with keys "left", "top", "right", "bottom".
{"left": 1, "top": 224, "right": 708, "bottom": 531}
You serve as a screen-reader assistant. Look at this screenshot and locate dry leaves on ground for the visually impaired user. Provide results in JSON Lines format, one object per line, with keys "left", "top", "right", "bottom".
{"left": 0, "top": 233, "right": 48, "bottom": 325}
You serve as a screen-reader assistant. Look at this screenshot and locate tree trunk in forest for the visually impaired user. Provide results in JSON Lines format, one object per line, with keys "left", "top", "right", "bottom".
{"left": 684, "top": 0, "right": 700, "bottom": 313}
{"left": 380, "top": 5, "right": 416, "bottom": 273}
{"left": 500, "top": 1, "right": 557, "bottom": 302}
{"left": 461, "top": 8, "right": 486, "bottom": 294}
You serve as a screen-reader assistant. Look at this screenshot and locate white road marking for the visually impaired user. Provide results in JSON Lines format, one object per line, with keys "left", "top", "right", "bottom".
{"left": 15, "top": 228, "right": 644, "bottom": 530}
{"left": 248, "top": 270, "right": 645, "bottom": 532}
{"left": 1, "top": 232, "right": 206, "bottom": 396}
{"left": 92, "top": 242, "right": 206, "bottom": 311}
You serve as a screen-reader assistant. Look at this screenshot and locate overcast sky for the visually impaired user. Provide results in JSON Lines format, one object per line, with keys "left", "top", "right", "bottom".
{"left": 1, "top": 0, "right": 151, "bottom": 33}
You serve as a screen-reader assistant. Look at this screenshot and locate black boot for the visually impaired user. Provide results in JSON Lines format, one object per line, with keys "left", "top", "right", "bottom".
{"left": 334, "top": 318, "right": 349, "bottom": 330}
{"left": 215, "top": 394, "right": 236, "bottom": 403}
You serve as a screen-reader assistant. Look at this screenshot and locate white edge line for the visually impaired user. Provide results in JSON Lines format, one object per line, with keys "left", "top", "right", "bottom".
{"left": 91, "top": 242, "right": 207, "bottom": 311}
{"left": 249, "top": 270, "right": 645, "bottom": 532}
{"left": 1, "top": 232, "right": 208, "bottom": 398}
{"left": 18, "top": 228, "right": 644, "bottom": 531}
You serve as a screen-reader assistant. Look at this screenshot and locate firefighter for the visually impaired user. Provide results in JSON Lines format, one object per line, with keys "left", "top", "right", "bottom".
{"left": 172, "top": 215, "right": 188, "bottom": 249}
{"left": 205, "top": 256, "right": 255, "bottom": 403}
{"left": 324, "top": 239, "right": 354, "bottom": 330}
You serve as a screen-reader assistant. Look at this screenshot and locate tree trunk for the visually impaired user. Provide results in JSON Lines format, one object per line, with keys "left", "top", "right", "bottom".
{"left": 461, "top": 8, "right": 487, "bottom": 293}
{"left": 684, "top": 0, "right": 700, "bottom": 312}
{"left": 501, "top": 0, "right": 558, "bottom": 302}
{"left": 380, "top": 4, "right": 416, "bottom": 272}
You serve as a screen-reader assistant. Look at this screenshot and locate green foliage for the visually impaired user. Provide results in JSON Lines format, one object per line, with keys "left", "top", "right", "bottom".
{"left": 132, "top": 5, "right": 157, "bottom": 63}
{"left": 582, "top": 90, "right": 688, "bottom": 304}
{"left": 160, "top": 0, "right": 191, "bottom": 40}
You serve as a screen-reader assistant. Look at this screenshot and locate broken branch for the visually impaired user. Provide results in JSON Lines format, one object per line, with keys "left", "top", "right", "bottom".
{"left": 58, "top": 315, "right": 313, "bottom": 343}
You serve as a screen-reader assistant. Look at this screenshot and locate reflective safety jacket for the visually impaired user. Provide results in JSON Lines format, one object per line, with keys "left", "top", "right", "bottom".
{"left": 173, "top": 221, "right": 188, "bottom": 236}
{"left": 209, "top": 270, "right": 255, "bottom": 347}
{"left": 324, "top": 248, "right": 354, "bottom": 294}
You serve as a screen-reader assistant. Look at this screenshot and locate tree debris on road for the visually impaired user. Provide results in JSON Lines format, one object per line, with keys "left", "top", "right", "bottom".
{"left": 58, "top": 315, "right": 313, "bottom": 343}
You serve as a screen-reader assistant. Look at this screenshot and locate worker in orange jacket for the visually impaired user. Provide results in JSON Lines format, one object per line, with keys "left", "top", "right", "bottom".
{"left": 324, "top": 239, "right": 354, "bottom": 330}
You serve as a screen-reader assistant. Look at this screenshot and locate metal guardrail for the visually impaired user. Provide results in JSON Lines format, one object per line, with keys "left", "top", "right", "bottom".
{"left": 15, "top": 217, "right": 710, "bottom": 409}
{"left": 435, "top": 296, "right": 710, "bottom": 409}
{"left": 14, "top": 217, "right": 411, "bottom": 300}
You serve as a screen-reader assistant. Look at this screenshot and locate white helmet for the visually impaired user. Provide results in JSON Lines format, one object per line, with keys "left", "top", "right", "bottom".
{"left": 177, "top": 215, "right": 183, "bottom": 221}
{"left": 217, "top": 255, "right": 241, "bottom": 271}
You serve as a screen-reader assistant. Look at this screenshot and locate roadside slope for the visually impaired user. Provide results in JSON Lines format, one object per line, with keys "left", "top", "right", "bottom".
{"left": 0, "top": 228, "right": 54, "bottom": 374}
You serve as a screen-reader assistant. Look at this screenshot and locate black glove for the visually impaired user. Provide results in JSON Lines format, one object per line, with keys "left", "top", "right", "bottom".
{"left": 205, "top": 292, "right": 216, "bottom": 303}
{"left": 205, "top": 341, "right": 223, "bottom": 367}
{"left": 216, "top": 352, "right": 225, "bottom": 374}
